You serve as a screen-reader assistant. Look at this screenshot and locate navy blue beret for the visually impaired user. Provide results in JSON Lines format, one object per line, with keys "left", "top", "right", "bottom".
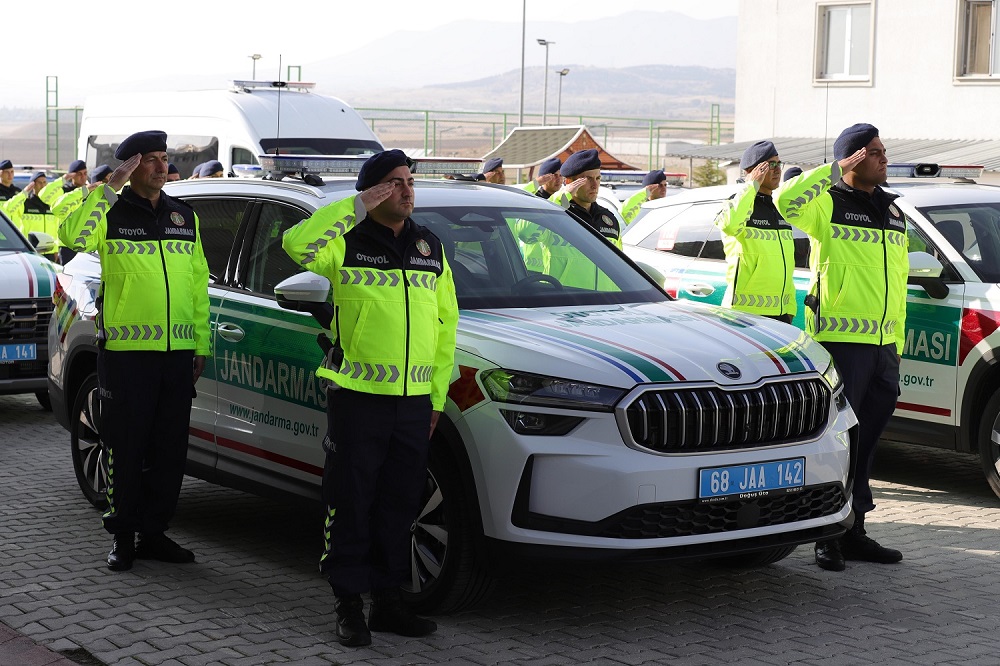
{"left": 68, "top": 159, "right": 87, "bottom": 173}
{"left": 833, "top": 123, "right": 879, "bottom": 160}
{"left": 538, "top": 157, "right": 562, "bottom": 176}
{"left": 482, "top": 157, "right": 503, "bottom": 174}
{"left": 782, "top": 166, "right": 803, "bottom": 182}
{"left": 191, "top": 163, "right": 205, "bottom": 177}
{"left": 355, "top": 149, "right": 414, "bottom": 191}
{"left": 199, "top": 160, "right": 224, "bottom": 177}
{"left": 561, "top": 149, "right": 601, "bottom": 177}
{"left": 740, "top": 140, "right": 778, "bottom": 171}
{"left": 0, "top": 159, "right": 12, "bottom": 170}
{"left": 168, "top": 163, "right": 179, "bottom": 175}
{"left": 90, "top": 164, "right": 113, "bottom": 183}
{"left": 642, "top": 169, "right": 666, "bottom": 186}
{"left": 114, "top": 130, "right": 168, "bottom": 160}
{"left": 30, "top": 171, "right": 46, "bottom": 182}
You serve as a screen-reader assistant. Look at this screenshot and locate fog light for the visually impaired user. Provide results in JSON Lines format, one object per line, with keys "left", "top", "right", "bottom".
{"left": 499, "top": 409, "right": 583, "bottom": 436}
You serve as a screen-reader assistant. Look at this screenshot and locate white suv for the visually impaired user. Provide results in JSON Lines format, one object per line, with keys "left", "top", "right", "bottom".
{"left": 48, "top": 161, "right": 855, "bottom": 612}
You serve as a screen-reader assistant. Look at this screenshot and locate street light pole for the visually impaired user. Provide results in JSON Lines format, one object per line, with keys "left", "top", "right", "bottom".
{"left": 518, "top": 0, "right": 526, "bottom": 128}
{"left": 537, "top": 39, "right": 553, "bottom": 125}
{"left": 250, "top": 54, "right": 262, "bottom": 79}
{"left": 556, "top": 68, "right": 569, "bottom": 125}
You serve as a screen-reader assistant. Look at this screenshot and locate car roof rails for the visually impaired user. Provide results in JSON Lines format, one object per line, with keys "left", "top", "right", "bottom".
{"left": 886, "top": 163, "right": 984, "bottom": 181}
{"left": 244, "top": 154, "right": 482, "bottom": 185}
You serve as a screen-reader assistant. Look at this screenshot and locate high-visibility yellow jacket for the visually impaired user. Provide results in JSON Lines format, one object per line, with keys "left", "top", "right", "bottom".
{"left": 716, "top": 181, "right": 797, "bottom": 318}
{"left": 282, "top": 195, "right": 459, "bottom": 411}
{"left": 621, "top": 188, "right": 649, "bottom": 224}
{"left": 59, "top": 184, "right": 211, "bottom": 355}
{"left": 5, "top": 192, "right": 60, "bottom": 248}
{"left": 776, "top": 162, "right": 908, "bottom": 352}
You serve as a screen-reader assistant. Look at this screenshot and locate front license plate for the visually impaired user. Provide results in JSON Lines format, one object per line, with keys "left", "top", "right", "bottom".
{"left": 0, "top": 343, "right": 36, "bottom": 363}
{"left": 698, "top": 458, "right": 805, "bottom": 502}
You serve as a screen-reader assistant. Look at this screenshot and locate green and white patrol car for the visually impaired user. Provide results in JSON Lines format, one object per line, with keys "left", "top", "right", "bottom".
{"left": 49, "top": 156, "right": 855, "bottom": 613}
{"left": 0, "top": 211, "right": 58, "bottom": 410}
{"left": 622, "top": 165, "right": 1000, "bottom": 500}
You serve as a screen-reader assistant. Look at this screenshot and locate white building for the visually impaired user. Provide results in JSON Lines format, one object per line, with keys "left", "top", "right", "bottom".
{"left": 674, "top": 0, "right": 1000, "bottom": 182}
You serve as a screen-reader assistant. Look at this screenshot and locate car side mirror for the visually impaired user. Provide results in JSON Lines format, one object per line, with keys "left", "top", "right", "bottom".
{"left": 28, "top": 231, "right": 57, "bottom": 255}
{"left": 907, "top": 251, "right": 949, "bottom": 299}
{"left": 274, "top": 272, "right": 334, "bottom": 329}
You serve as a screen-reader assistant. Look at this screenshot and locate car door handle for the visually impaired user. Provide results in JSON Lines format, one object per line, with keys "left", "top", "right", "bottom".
{"left": 685, "top": 283, "right": 716, "bottom": 297}
{"left": 216, "top": 323, "right": 245, "bottom": 343}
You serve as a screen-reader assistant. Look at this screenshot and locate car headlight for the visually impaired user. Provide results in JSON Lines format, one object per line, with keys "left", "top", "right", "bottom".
{"left": 821, "top": 361, "right": 848, "bottom": 411}
{"left": 481, "top": 369, "right": 625, "bottom": 412}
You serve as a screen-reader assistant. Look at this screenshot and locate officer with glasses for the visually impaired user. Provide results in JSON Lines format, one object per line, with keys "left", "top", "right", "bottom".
{"left": 715, "top": 140, "right": 797, "bottom": 324}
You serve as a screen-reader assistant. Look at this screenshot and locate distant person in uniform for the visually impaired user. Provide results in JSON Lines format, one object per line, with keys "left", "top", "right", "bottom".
{"left": 621, "top": 169, "right": 668, "bottom": 225}
{"left": 550, "top": 149, "right": 621, "bottom": 247}
{"left": 51, "top": 164, "right": 115, "bottom": 263}
{"left": 188, "top": 163, "right": 204, "bottom": 179}
{"left": 777, "top": 123, "right": 907, "bottom": 572}
{"left": 167, "top": 163, "right": 181, "bottom": 181}
{"left": 783, "top": 166, "right": 802, "bottom": 182}
{"left": 5, "top": 171, "right": 59, "bottom": 261}
{"left": 478, "top": 157, "right": 505, "bottom": 184}
{"left": 520, "top": 157, "right": 562, "bottom": 198}
{"left": 39, "top": 159, "right": 88, "bottom": 209}
{"left": 60, "top": 130, "right": 211, "bottom": 572}
{"left": 0, "top": 159, "right": 21, "bottom": 209}
{"left": 715, "top": 141, "right": 796, "bottom": 324}
{"left": 199, "top": 160, "right": 224, "bottom": 178}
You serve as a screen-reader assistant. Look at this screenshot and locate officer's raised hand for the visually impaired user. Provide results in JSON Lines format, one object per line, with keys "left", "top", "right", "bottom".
{"left": 107, "top": 154, "right": 142, "bottom": 192}
{"left": 564, "top": 177, "right": 589, "bottom": 195}
{"left": 748, "top": 161, "right": 771, "bottom": 186}
{"left": 360, "top": 181, "right": 396, "bottom": 211}
{"left": 838, "top": 148, "right": 867, "bottom": 173}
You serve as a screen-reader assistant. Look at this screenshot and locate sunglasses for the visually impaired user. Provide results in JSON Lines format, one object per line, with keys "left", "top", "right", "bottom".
{"left": 766, "top": 161, "right": 783, "bottom": 170}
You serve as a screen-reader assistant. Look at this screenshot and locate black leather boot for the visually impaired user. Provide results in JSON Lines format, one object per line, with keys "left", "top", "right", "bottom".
{"left": 107, "top": 533, "right": 136, "bottom": 571}
{"left": 841, "top": 514, "right": 902, "bottom": 563}
{"left": 369, "top": 588, "right": 436, "bottom": 637}
{"left": 136, "top": 533, "right": 195, "bottom": 563}
{"left": 335, "top": 595, "right": 371, "bottom": 647}
{"left": 814, "top": 538, "right": 845, "bottom": 571}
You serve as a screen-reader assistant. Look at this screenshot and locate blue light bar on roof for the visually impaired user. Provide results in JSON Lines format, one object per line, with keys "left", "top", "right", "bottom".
{"left": 886, "top": 163, "right": 983, "bottom": 179}
{"left": 257, "top": 154, "right": 482, "bottom": 178}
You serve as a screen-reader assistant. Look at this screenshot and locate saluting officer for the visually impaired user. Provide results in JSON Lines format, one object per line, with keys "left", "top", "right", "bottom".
{"left": 38, "top": 159, "right": 89, "bottom": 208}
{"left": 0, "top": 159, "right": 20, "bottom": 203}
{"left": 550, "top": 148, "right": 621, "bottom": 247}
{"left": 716, "top": 141, "right": 796, "bottom": 324}
{"left": 60, "top": 130, "right": 211, "bottom": 572}
{"left": 478, "top": 157, "right": 505, "bottom": 184}
{"left": 283, "top": 150, "right": 458, "bottom": 648}
{"left": 621, "top": 169, "right": 668, "bottom": 225}
{"left": 777, "top": 123, "right": 906, "bottom": 572}
{"left": 520, "top": 157, "right": 562, "bottom": 198}
{"left": 5, "top": 171, "right": 59, "bottom": 261}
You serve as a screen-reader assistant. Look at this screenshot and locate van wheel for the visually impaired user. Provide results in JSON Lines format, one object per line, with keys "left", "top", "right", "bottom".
{"left": 71, "top": 373, "right": 109, "bottom": 510}
{"left": 977, "top": 390, "right": 1000, "bottom": 500}
{"left": 712, "top": 545, "right": 797, "bottom": 567}
{"left": 402, "top": 446, "right": 494, "bottom": 614}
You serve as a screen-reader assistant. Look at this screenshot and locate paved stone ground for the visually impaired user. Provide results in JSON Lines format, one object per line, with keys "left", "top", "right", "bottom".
{"left": 2, "top": 392, "right": 999, "bottom": 666}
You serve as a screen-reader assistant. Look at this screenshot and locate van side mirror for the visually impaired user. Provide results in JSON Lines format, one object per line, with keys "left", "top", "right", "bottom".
{"left": 907, "top": 251, "right": 949, "bottom": 299}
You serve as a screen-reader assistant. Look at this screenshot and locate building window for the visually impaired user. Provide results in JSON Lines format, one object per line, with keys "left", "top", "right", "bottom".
{"left": 960, "top": 0, "right": 999, "bottom": 76}
{"left": 816, "top": 2, "right": 873, "bottom": 81}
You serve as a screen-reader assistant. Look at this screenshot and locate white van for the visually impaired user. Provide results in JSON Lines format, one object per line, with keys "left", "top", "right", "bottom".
{"left": 76, "top": 81, "right": 383, "bottom": 178}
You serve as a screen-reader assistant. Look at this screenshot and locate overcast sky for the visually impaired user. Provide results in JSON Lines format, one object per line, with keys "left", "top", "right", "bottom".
{"left": 3, "top": 0, "right": 737, "bottom": 108}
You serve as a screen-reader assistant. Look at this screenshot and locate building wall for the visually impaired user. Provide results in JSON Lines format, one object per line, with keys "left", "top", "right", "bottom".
{"left": 736, "top": 0, "right": 1000, "bottom": 145}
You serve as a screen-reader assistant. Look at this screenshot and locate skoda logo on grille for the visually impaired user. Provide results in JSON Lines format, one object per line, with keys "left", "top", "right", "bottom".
{"left": 0, "top": 310, "right": 11, "bottom": 328}
{"left": 717, "top": 362, "right": 742, "bottom": 380}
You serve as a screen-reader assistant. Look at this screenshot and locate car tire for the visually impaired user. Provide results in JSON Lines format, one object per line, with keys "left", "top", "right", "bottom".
{"left": 70, "top": 372, "right": 109, "bottom": 510}
{"left": 977, "top": 390, "right": 1000, "bottom": 499}
{"left": 711, "top": 545, "right": 797, "bottom": 567}
{"left": 35, "top": 390, "right": 52, "bottom": 411}
{"left": 402, "top": 445, "right": 494, "bottom": 614}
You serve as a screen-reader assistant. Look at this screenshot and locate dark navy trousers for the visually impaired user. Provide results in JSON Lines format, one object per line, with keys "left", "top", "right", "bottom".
{"left": 98, "top": 348, "right": 194, "bottom": 535}
{"left": 822, "top": 342, "right": 900, "bottom": 516}
{"left": 320, "top": 388, "right": 432, "bottom": 597}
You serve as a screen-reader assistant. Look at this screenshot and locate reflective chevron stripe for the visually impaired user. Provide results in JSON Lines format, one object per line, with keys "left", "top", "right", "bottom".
{"left": 886, "top": 231, "right": 906, "bottom": 246}
{"left": 830, "top": 225, "right": 884, "bottom": 243}
{"left": 409, "top": 365, "right": 434, "bottom": 383}
{"left": 407, "top": 273, "right": 437, "bottom": 290}
{"left": 171, "top": 324, "right": 196, "bottom": 340}
{"left": 302, "top": 216, "right": 354, "bottom": 265}
{"left": 105, "top": 324, "right": 165, "bottom": 341}
{"left": 782, "top": 177, "right": 833, "bottom": 220}
{"left": 73, "top": 198, "right": 108, "bottom": 248}
{"left": 733, "top": 294, "right": 784, "bottom": 308}
{"left": 338, "top": 268, "right": 400, "bottom": 287}
{"left": 163, "top": 241, "right": 194, "bottom": 254}
{"left": 743, "top": 228, "right": 792, "bottom": 241}
{"left": 105, "top": 240, "right": 158, "bottom": 255}
{"left": 818, "top": 317, "right": 882, "bottom": 334}
{"left": 338, "top": 360, "right": 401, "bottom": 383}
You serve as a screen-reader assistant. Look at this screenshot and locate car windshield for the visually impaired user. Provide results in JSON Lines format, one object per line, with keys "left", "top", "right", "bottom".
{"left": 412, "top": 206, "right": 667, "bottom": 309}
{"left": 0, "top": 213, "right": 31, "bottom": 251}
{"left": 917, "top": 201, "right": 1000, "bottom": 282}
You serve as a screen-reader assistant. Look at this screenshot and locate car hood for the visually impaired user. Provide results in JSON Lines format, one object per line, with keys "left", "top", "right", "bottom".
{"left": 0, "top": 250, "right": 58, "bottom": 299}
{"left": 459, "top": 300, "right": 830, "bottom": 388}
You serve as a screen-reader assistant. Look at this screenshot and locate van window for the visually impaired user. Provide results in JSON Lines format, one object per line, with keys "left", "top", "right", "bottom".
{"left": 259, "top": 138, "right": 383, "bottom": 156}
{"left": 85, "top": 135, "right": 218, "bottom": 179}
{"left": 232, "top": 147, "right": 258, "bottom": 168}
{"left": 186, "top": 198, "right": 249, "bottom": 281}
{"left": 245, "top": 202, "right": 309, "bottom": 297}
